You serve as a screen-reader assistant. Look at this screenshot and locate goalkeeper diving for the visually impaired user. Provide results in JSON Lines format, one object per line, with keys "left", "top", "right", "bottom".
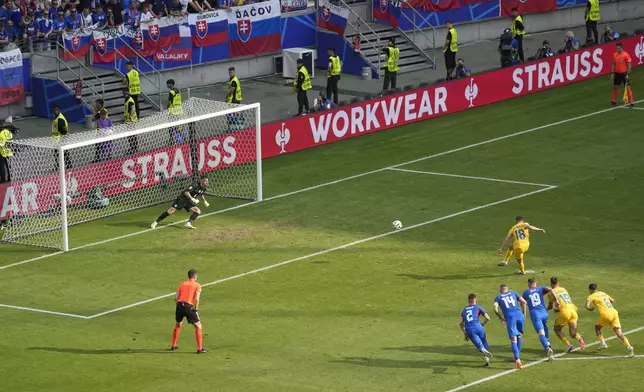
{"left": 151, "top": 175, "right": 210, "bottom": 230}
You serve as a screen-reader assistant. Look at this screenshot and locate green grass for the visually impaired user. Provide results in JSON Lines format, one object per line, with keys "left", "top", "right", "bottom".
{"left": 2, "top": 70, "right": 644, "bottom": 392}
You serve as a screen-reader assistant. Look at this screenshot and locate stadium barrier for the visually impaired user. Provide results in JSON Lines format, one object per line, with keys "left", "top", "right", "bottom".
{"left": 261, "top": 34, "right": 644, "bottom": 159}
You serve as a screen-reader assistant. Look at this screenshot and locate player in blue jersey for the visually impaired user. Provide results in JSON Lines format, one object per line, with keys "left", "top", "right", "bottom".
{"left": 522, "top": 278, "right": 555, "bottom": 362}
{"left": 493, "top": 284, "right": 528, "bottom": 369}
{"left": 460, "top": 293, "right": 494, "bottom": 366}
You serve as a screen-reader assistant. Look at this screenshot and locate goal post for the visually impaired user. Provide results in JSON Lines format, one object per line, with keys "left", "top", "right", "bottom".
{"left": 2, "top": 98, "right": 262, "bottom": 251}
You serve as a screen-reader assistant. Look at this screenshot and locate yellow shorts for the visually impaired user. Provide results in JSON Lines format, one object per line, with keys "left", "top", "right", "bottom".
{"left": 596, "top": 311, "right": 621, "bottom": 329}
{"left": 554, "top": 309, "right": 578, "bottom": 327}
{"left": 513, "top": 244, "right": 530, "bottom": 261}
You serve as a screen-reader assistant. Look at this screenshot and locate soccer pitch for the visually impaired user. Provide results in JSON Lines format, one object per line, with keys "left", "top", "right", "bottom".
{"left": 2, "top": 70, "right": 644, "bottom": 392}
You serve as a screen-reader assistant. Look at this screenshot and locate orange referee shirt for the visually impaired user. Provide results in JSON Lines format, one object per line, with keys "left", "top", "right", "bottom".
{"left": 176, "top": 280, "right": 201, "bottom": 305}
{"left": 614, "top": 51, "right": 631, "bottom": 74}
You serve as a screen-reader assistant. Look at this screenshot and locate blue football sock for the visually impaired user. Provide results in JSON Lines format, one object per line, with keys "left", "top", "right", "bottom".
{"left": 511, "top": 342, "right": 520, "bottom": 360}
{"left": 544, "top": 324, "right": 550, "bottom": 340}
{"left": 517, "top": 336, "right": 523, "bottom": 351}
{"left": 539, "top": 334, "right": 550, "bottom": 349}
{"left": 482, "top": 338, "right": 489, "bottom": 351}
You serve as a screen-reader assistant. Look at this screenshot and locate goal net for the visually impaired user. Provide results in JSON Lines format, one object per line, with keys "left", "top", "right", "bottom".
{"left": 1, "top": 98, "right": 262, "bottom": 251}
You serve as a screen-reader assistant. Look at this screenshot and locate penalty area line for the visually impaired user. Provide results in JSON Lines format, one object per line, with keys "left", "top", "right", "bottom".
{"left": 444, "top": 325, "right": 644, "bottom": 392}
{"left": 556, "top": 355, "right": 644, "bottom": 361}
{"left": 87, "top": 186, "right": 556, "bottom": 319}
{"left": 2, "top": 100, "right": 639, "bottom": 272}
{"left": 0, "top": 303, "right": 89, "bottom": 319}
{"left": 387, "top": 168, "right": 556, "bottom": 188}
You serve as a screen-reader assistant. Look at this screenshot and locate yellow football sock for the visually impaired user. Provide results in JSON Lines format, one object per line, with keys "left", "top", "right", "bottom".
{"left": 623, "top": 337, "right": 631, "bottom": 347}
{"left": 518, "top": 261, "right": 526, "bottom": 274}
{"left": 598, "top": 335, "right": 605, "bottom": 344}
{"left": 574, "top": 333, "right": 582, "bottom": 340}
{"left": 504, "top": 249, "right": 513, "bottom": 262}
{"left": 559, "top": 336, "right": 571, "bottom": 346}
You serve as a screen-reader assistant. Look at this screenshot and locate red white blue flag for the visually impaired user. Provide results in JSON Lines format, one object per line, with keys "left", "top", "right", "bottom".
{"left": 318, "top": 0, "right": 349, "bottom": 36}
{"left": 63, "top": 26, "right": 94, "bottom": 60}
{"left": 0, "top": 48, "right": 23, "bottom": 106}
{"left": 373, "top": 0, "right": 401, "bottom": 28}
{"left": 188, "top": 11, "right": 228, "bottom": 48}
{"left": 155, "top": 26, "right": 192, "bottom": 62}
{"left": 228, "top": 0, "right": 281, "bottom": 58}
{"left": 501, "top": 0, "right": 556, "bottom": 16}
{"left": 141, "top": 17, "right": 181, "bottom": 57}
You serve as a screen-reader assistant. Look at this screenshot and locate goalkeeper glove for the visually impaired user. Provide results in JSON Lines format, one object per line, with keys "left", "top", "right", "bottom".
{"left": 204, "top": 200, "right": 210, "bottom": 208}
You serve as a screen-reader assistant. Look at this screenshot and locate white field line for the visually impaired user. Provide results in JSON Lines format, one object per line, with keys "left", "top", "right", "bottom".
{"left": 619, "top": 106, "right": 644, "bottom": 111}
{"left": 1, "top": 101, "right": 638, "bottom": 272}
{"left": 0, "top": 303, "right": 89, "bottom": 319}
{"left": 556, "top": 355, "right": 644, "bottom": 361}
{"left": 387, "top": 168, "right": 556, "bottom": 188}
{"left": 444, "top": 325, "right": 644, "bottom": 392}
{"left": 85, "top": 186, "right": 556, "bottom": 319}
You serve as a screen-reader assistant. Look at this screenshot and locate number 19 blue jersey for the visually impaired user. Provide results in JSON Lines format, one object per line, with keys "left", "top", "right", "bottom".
{"left": 494, "top": 292, "right": 523, "bottom": 319}
{"left": 522, "top": 287, "right": 548, "bottom": 314}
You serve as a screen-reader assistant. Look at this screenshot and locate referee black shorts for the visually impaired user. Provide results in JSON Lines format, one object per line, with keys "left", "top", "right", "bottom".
{"left": 172, "top": 197, "right": 196, "bottom": 212}
{"left": 614, "top": 72, "right": 629, "bottom": 87}
{"left": 175, "top": 302, "right": 200, "bottom": 324}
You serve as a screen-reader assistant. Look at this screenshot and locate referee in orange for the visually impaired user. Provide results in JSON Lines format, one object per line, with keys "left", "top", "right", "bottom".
{"left": 171, "top": 269, "right": 207, "bottom": 353}
{"left": 611, "top": 42, "right": 634, "bottom": 107}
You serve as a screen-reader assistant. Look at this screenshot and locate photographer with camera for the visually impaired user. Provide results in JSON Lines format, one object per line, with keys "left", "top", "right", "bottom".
{"left": 559, "top": 31, "right": 580, "bottom": 54}
{"left": 534, "top": 40, "right": 554, "bottom": 60}
{"left": 499, "top": 28, "right": 518, "bottom": 68}
{"left": 454, "top": 59, "right": 471, "bottom": 79}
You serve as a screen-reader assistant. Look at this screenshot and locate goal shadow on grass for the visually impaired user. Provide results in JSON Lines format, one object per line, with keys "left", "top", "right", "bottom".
{"left": 331, "top": 356, "right": 485, "bottom": 370}
{"left": 397, "top": 272, "right": 516, "bottom": 281}
{"left": 383, "top": 345, "right": 547, "bottom": 357}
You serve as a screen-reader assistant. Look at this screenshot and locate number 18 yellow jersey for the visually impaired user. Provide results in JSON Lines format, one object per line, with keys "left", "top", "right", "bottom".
{"left": 509, "top": 222, "right": 530, "bottom": 248}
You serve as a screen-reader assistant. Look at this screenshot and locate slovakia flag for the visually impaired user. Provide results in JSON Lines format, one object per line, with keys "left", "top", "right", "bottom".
{"left": 317, "top": 0, "right": 349, "bottom": 37}
{"left": 228, "top": 0, "right": 282, "bottom": 58}
{"left": 501, "top": 0, "right": 556, "bottom": 16}
{"left": 0, "top": 48, "right": 23, "bottom": 106}
{"left": 373, "top": 0, "right": 401, "bottom": 28}
{"left": 141, "top": 17, "right": 180, "bottom": 57}
{"left": 91, "top": 26, "right": 141, "bottom": 63}
{"left": 155, "top": 25, "right": 192, "bottom": 62}
{"left": 189, "top": 11, "right": 228, "bottom": 47}
{"left": 63, "top": 28, "right": 93, "bottom": 60}
{"left": 423, "top": 0, "right": 459, "bottom": 11}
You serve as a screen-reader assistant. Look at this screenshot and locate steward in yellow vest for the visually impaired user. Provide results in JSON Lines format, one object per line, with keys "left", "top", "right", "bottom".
{"left": 124, "top": 61, "right": 140, "bottom": 118}
{"left": 326, "top": 47, "right": 342, "bottom": 105}
{"left": 124, "top": 92, "right": 138, "bottom": 123}
{"left": 294, "top": 59, "right": 311, "bottom": 115}
{"left": 443, "top": 21, "right": 458, "bottom": 80}
{"left": 510, "top": 8, "right": 525, "bottom": 62}
{"left": 382, "top": 38, "right": 399, "bottom": 91}
{"left": 585, "top": 0, "right": 600, "bottom": 44}
{"left": 166, "top": 79, "right": 183, "bottom": 115}
{"left": 0, "top": 117, "right": 18, "bottom": 184}
{"left": 227, "top": 67, "right": 242, "bottom": 104}
{"left": 51, "top": 105, "right": 72, "bottom": 169}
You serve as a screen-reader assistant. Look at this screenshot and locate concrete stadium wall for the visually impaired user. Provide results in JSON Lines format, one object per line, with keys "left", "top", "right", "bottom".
{"left": 408, "top": 0, "right": 644, "bottom": 49}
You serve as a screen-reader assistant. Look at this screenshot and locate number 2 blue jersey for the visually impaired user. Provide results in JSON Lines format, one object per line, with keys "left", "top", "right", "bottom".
{"left": 461, "top": 305, "right": 487, "bottom": 330}
{"left": 522, "top": 287, "right": 548, "bottom": 314}
{"left": 494, "top": 292, "right": 523, "bottom": 319}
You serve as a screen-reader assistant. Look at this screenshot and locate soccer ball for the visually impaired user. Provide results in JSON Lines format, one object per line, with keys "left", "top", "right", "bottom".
{"left": 392, "top": 220, "right": 403, "bottom": 230}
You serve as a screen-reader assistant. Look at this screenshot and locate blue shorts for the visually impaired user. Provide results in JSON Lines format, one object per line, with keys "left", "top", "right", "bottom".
{"left": 465, "top": 325, "right": 486, "bottom": 348}
{"left": 529, "top": 311, "right": 549, "bottom": 333}
{"left": 506, "top": 315, "right": 525, "bottom": 338}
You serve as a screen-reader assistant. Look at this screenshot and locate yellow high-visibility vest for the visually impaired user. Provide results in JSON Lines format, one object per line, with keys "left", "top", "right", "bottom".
{"left": 127, "top": 69, "right": 141, "bottom": 95}
{"left": 124, "top": 97, "right": 138, "bottom": 122}
{"left": 0, "top": 128, "right": 13, "bottom": 158}
{"left": 587, "top": 0, "right": 600, "bottom": 21}
{"left": 512, "top": 15, "right": 525, "bottom": 37}
{"left": 386, "top": 47, "right": 400, "bottom": 72}
{"left": 329, "top": 55, "right": 342, "bottom": 77}
{"left": 52, "top": 113, "right": 68, "bottom": 142}
{"left": 443, "top": 27, "right": 458, "bottom": 53}
{"left": 294, "top": 66, "right": 312, "bottom": 91}
{"left": 227, "top": 76, "right": 242, "bottom": 103}
{"left": 169, "top": 88, "right": 183, "bottom": 115}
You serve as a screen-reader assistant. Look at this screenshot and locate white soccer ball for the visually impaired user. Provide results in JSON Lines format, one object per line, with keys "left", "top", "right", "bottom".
{"left": 392, "top": 220, "right": 403, "bottom": 230}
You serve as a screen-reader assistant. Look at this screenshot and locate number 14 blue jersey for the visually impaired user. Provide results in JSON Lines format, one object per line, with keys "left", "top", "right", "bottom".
{"left": 494, "top": 292, "right": 523, "bottom": 319}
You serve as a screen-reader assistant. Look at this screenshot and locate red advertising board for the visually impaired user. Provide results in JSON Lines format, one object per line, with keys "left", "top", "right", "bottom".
{"left": 262, "top": 35, "right": 644, "bottom": 159}
{"left": 0, "top": 129, "right": 256, "bottom": 220}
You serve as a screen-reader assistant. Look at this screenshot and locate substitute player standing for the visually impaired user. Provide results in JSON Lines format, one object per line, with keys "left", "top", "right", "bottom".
{"left": 611, "top": 42, "right": 634, "bottom": 107}
{"left": 151, "top": 175, "right": 210, "bottom": 230}
{"left": 522, "top": 278, "right": 554, "bottom": 361}
{"left": 459, "top": 293, "right": 494, "bottom": 366}
{"left": 497, "top": 216, "right": 546, "bottom": 274}
{"left": 585, "top": 283, "right": 634, "bottom": 357}
{"left": 547, "top": 276, "right": 585, "bottom": 353}
{"left": 171, "top": 269, "right": 206, "bottom": 353}
{"left": 494, "top": 284, "right": 528, "bottom": 369}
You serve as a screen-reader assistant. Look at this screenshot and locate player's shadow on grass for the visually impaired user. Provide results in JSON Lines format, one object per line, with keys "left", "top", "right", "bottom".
{"left": 397, "top": 273, "right": 515, "bottom": 281}
{"left": 384, "top": 345, "right": 546, "bottom": 357}
{"left": 28, "top": 347, "right": 191, "bottom": 355}
{"left": 106, "top": 221, "right": 155, "bottom": 229}
{"left": 331, "top": 356, "right": 485, "bottom": 370}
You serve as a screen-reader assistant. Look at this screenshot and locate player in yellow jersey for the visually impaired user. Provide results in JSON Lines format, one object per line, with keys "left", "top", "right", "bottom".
{"left": 496, "top": 216, "right": 545, "bottom": 275}
{"left": 585, "top": 283, "right": 634, "bottom": 357}
{"left": 547, "top": 276, "right": 585, "bottom": 352}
